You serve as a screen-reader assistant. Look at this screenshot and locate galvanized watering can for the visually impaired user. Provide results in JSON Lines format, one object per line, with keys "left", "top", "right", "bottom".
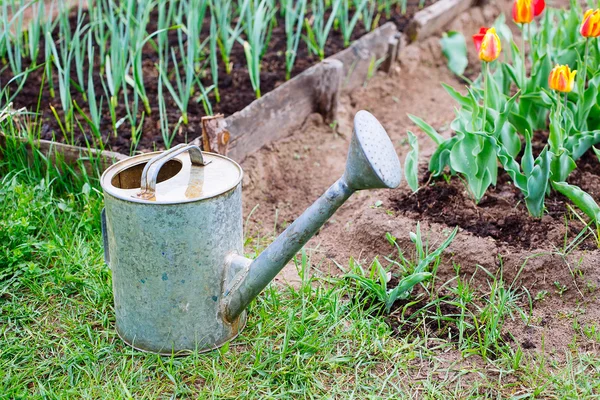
{"left": 100, "top": 110, "right": 402, "bottom": 355}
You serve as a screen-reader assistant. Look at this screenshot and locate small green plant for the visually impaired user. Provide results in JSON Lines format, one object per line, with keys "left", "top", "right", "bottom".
{"left": 345, "top": 224, "right": 457, "bottom": 314}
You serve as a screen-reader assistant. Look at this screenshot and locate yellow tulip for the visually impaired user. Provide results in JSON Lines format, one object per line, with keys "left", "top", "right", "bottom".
{"left": 548, "top": 65, "right": 577, "bottom": 93}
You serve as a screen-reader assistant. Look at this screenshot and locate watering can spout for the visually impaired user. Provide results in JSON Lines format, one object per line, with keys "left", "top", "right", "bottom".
{"left": 221, "top": 111, "right": 402, "bottom": 322}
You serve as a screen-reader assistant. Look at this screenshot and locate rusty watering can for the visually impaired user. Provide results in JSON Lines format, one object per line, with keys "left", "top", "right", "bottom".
{"left": 100, "top": 111, "right": 402, "bottom": 355}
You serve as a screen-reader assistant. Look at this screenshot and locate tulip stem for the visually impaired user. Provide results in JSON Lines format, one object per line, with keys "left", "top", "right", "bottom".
{"left": 482, "top": 61, "right": 488, "bottom": 131}
{"left": 582, "top": 38, "right": 590, "bottom": 92}
{"left": 521, "top": 23, "right": 527, "bottom": 89}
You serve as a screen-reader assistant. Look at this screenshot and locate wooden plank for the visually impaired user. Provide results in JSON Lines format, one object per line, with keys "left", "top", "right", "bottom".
{"left": 192, "top": 59, "right": 344, "bottom": 161}
{"left": 407, "top": 0, "right": 476, "bottom": 42}
{"left": 328, "top": 22, "right": 398, "bottom": 92}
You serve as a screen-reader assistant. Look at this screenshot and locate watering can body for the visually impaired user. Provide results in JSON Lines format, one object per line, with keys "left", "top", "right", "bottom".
{"left": 100, "top": 111, "right": 402, "bottom": 355}
{"left": 102, "top": 148, "right": 247, "bottom": 354}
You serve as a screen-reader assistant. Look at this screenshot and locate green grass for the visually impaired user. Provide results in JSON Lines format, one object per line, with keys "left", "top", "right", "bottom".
{"left": 1, "top": 139, "right": 600, "bottom": 398}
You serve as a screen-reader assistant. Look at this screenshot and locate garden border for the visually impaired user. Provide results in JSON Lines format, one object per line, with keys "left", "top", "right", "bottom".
{"left": 0, "top": 0, "right": 479, "bottom": 170}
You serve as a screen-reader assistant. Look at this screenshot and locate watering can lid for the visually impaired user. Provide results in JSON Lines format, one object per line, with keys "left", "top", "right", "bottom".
{"left": 100, "top": 145, "right": 242, "bottom": 204}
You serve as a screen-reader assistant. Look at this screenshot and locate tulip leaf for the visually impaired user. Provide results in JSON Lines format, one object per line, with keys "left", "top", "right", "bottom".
{"left": 525, "top": 147, "right": 552, "bottom": 218}
{"left": 442, "top": 83, "right": 474, "bottom": 109}
{"left": 594, "top": 146, "right": 600, "bottom": 163}
{"left": 565, "top": 130, "right": 600, "bottom": 160}
{"left": 440, "top": 31, "right": 468, "bottom": 77}
{"left": 404, "top": 131, "right": 419, "bottom": 192}
{"left": 408, "top": 114, "right": 444, "bottom": 145}
{"left": 550, "top": 152, "right": 576, "bottom": 183}
{"left": 552, "top": 181, "right": 600, "bottom": 223}
{"left": 429, "top": 137, "right": 457, "bottom": 176}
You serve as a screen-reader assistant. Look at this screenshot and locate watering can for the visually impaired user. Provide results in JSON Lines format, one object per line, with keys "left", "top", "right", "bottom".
{"left": 100, "top": 110, "right": 402, "bottom": 355}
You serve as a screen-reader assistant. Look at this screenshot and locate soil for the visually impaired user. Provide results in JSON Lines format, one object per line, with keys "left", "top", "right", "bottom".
{"left": 241, "top": 0, "right": 600, "bottom": 366}
{"left": 1, "top": 0, "right": 434, "bottom": 155}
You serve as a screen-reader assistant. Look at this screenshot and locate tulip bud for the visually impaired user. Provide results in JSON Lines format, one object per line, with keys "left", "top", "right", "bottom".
{"left": 512, "top": 0, "right": 534, "bottom": 24}
{"left": 548, "top": 65, "right": 577, "bottom": 93}
{"left": 533, "top": 0, "right": 545, "bottom": 17}
{"left": 580, "top": 9, "right": 600, "bottom": 38}
{"left": 474, "top": 27, "right": 501, "bottom": 63}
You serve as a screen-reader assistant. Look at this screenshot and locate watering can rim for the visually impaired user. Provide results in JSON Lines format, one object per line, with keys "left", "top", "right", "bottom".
{"left": 100, "top": 148, "right": 243, "bottom": 205}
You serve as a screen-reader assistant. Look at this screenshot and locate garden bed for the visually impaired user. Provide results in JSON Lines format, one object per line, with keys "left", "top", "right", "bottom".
{"left": 1, "top": 0, "right": 437, "bottom": 157}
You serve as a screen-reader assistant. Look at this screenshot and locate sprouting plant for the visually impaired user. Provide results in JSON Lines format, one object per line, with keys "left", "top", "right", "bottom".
{"left": 127, "top": 0, "right": 154, "bottom": 116}
{"left": 284, "top": 0, "right": 307, "bottom": 80}
{"left": 104, "top": 3, "right": 130, "bottom": 135}
{"left": 345, "top": 224, "right": 457, "bottom": 314}
{"left": 304, "top": 0, "right": 341, "bottom": 60}
{"left": 209, "top": 12, "right": 221, "bottom": 103}
{"left": 158, "top": 0, "right": 208, "bottom": 124}
{"left": 339, "top": 0, "right": 367, "bottom": 47}
{"left": 213, "top": 0, "right": 249, "bottom": 74}
{"left": 362, "top": 0, "right": 379, "bottom": 32}
{"left": 157, "top": 68, "right": 181, "bottom": 149}
{"left": 242, "top": 0, "right": 276, "bottom": 98}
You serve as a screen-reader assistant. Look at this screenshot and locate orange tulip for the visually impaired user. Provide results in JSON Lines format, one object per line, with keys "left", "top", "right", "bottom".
{"left": 548, "top": 65, "right": 577, "bottom": 93}
{"left": 512, "top": 0, "right": 534, "bottom": 24}
{"left": 580, "top": 9, "right": 600, "bottom": 38}
{"left": 474, "top": 27, "right": 501, "bottom": 62}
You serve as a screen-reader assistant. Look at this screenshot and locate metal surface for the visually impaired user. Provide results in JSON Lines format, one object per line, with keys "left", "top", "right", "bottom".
{"left": 138, "top": 144, "right": 209, "bottom": 199}
{"left": 101, "top": 148, "right": 242, "bottom": 204}
{"left": 102, "top": 182, "right": 245, "bottom": 355}
{"left": 101, "top": 111, "right": 401, "bottom": 354}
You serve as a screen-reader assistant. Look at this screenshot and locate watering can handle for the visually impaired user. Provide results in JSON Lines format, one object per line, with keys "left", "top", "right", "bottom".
{"left": 137, "top": 144, "right": 210, "bottom": 199}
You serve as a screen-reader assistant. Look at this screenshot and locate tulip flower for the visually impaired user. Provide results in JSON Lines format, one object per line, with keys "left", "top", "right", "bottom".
{"left": 533, "top": 0, "right": 545, "bottom": 17}
{"left": 473, "top": 27, "right": 502, "bottom": 131}
{"left": 580, "top": 9, "right": 600, "bottom": 38}
{"left": 579, "top": 10, "right": 600, "bottom": 92}
{"left": 512, "top": 0, "right": 534, "bottom": 24}
{"left": 473, "top": 27, "right": 501, "bottom": 63}
{"left": 549, "top": 65, "right": 576, "bottom": 93}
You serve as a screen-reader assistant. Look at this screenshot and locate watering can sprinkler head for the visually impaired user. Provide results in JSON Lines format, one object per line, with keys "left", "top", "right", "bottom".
{"left": 343, "top": 110, "right": 403, "bottom": 191}
{"left": 222, "top": 110, "right": 402, "bottom": 322}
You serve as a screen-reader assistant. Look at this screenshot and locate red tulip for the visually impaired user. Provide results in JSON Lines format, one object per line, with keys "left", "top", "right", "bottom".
{"left": 533, "top": 0, "right": 545, "bottom": 17}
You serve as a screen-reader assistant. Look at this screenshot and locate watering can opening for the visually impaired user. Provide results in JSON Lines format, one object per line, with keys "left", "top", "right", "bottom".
{"left": 110, "top": 159, "right": 183, "bottom": 190}
{"left": 100, "top": 110, "right": 401, "bottom": 355}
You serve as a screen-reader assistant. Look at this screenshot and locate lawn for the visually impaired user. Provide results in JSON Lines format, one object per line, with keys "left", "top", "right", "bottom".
{"left": 1, "top": 139, "right": 599, "bottom": 398}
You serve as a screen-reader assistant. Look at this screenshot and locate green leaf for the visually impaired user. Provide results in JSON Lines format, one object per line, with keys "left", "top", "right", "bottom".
{"left": 404, "top": 131, "right": 419, "bottom": 192}
{"left": 552, "top": 181, "right": 600, "bottom": 222}
{"left": 525, "top": 147, "right": 552, "bottom": 218}
{"left": 440, "top": 31, "right": 468, "bottom": 76}
{"left": 550, "top": 152, "right": 576, "bottom": 183}
{"left": 408, "top": 114, "right": 444, "bottom": 145}
{"left": 442, "top": 83, "right": 474, "bottom": 109}
{"left": 428, "top": 137, "right": 457, "bottom": 176}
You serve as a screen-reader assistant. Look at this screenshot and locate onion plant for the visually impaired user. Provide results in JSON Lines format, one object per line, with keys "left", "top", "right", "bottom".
{"left": 157, "top": 67, "right": 182, "bottom": 149}
{"left": 45, "top": 29, "right": 74, "bottom": 135}
{"left": 159, "top": 0, "right": 207, "bottom": 124}
{"left": 363, "top": 0, "right": 380, "bottom": 31}
{"left": 127, "top": 0, "right": 154, "bottom": 116}
{"left": 213, "top": 0, "right": 249, "bottom": 74}
{"left": 304, "top": 0, "right": 341, "bottom": 60}
{"left": 242, "top": 0, "right": 276, "bottom": 98}
{"left": 209, "top": 11, "right": 220, "bottom": 102}
{"left": 339, "top": 0, "right": 368, "bottom": 47}
{"left": 284, "top": 0, "right": 307, "bottom": 80}
{"left": 105, "top": 3, "right": 130, "bottom": 135}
